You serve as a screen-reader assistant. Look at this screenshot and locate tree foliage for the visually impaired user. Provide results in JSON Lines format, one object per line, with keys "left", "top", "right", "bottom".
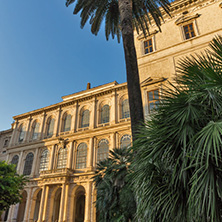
{"left": 65, "top": 0, "right": 171, "bottom": 141}
{"left": 66, "top": 0, "right": 171, "bottom": 42}
{"left": 0, "top": 161, "right": 27, "bottom": 213}
{"left": 131, "top": 35, "right": 222, "bottom": 222}
{"left": 94, "top": 147, "right": 136, "bottom": 222}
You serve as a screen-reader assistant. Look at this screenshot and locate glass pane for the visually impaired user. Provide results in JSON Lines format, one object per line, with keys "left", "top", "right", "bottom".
{"left": 154, "top": 90, "right": 159, "bottom": 100}
{"left": 57, "top": 147, "right": 67, "bottom": 169}
{"left": 81, "top": 110, "right": 90, "bottom": 128}
{"left": 39, "top": 149, "right": 49, "bottom": 172}
{"left": 18, "top": 126, "right": 25, "bottom": 142}
{"left": 144, "top": 41, "right": 148, "bottom": 47}
{"left": 11, "top": 155, "right": 19, "bottom": 171}
{"left": 97, "top": 139, "right": 109, "bottom": 162}
{"left": 23, "top": 152, "right": 34, "bottom": 175}
{"left": 64, "top": 114, "right": 71, "bottom": 132}
{"left": 47, "top": 118, "right": 55, "bottom": 137}
{"left": 101, "top": 105, "right": 109, "bottom": 124}
{"left": 120, "top": 135, "right": 131, "bottom": 148}
{"left": 76, "top": 143, "right": 87, "bottom": 169}
{"left": 148, "top": 92, "right": 153, "bottom": 101}
{"left": 32, "top": 122, "right": 40, "bottom": 140}
{"left": 149, "top": 102, "right": 154, "bottom": 111}
{"left": 122, "top": 99, "right": 130, "bottom": 119}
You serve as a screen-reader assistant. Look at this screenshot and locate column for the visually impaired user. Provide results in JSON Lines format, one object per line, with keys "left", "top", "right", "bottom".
{"left": 23, "top": 188, "right": 33, "bottom": 221}
{"left": 30, "top": 148, "right": 39, "bottom": 177}
{"left": 68, "top": 141, "right": 74, "bottom": 169}
{"left": 110, "top": 90, "right": 117, "bottom": 124}
{"left": 7, "top": 205, "right": 15, "bottom": 222}
{"left": 40, "top": 112, "right": 46, "bottom": 140}
{"left": 84, "top": 182, "right": 92, "bottom": 222}
{"left": 58, "top": 184, "right": 66, "bottom": 222}
{"left": 42, "top": 186, "right": 49, "bottom": 221}
{"left": 90, "top": 98, "right": 96, "bottom": 129}
{"left": 87, "top": 137, "right": 94, "bottom": 171}
{"left": 17, "top": 151, "right": 24, "bottom": 174}
{"left": 38, "top": 186, "right": 46, "bottom": 222}
{"left": 9, "top": 120, "right": 19, "bottom": 147}
{"left": 62, "top": 184, "right": 69, "bottom": 221}
{"left": 49, "top": 145, "right": 56, "bottom": 170}
{"left": 24, "top": 116, "right": 32, "bottom": 142}
{"left": 54, "top": 107, "right": 61, "bottom": 136}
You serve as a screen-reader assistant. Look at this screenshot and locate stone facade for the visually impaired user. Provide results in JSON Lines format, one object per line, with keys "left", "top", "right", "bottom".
{"left": 0, "top": 0, "right": 222, "bottom": 221}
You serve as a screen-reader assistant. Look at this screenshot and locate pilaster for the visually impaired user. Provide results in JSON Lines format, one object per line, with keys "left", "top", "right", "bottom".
{"left": 49, "top": 145, "right": 56, "bottom": 170}
{"left": 42, "top": 185, "right": 49, "bottom": 221}
{"left": 58, "top": 183, "right": 66, "bottom": 222}
{"left": 30, "top": 148, "right": 39, "bottom": 177}
{"left": 54, "top": 107, "right": 61, "bottom": 136}
{"left": 90, "top": 98, "right": 97, "bottom": 129}
{"left": 87, "top": 137, "right": 94, "bottom": 171}
{"left": 40, "top": 112, "right": 46, "bottom": 140}
{"left": 110, "top": 90, "right": 117, "bottom": 124}
{"left": 17, "top": 151, "right": 24, "bottom": 174}
{"left": 68, "top": 141, "right": 74, "bottom": 169}
{"left": 24, "top": 116, "right": 32, "bottom": 142}
{"left": 9, "top": 120, "right": 19, "bottom": 146}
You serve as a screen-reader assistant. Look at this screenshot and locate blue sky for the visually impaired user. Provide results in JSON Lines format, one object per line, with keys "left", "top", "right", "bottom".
{"left": 0, "top": 0, "right": 126, "bottom": 131}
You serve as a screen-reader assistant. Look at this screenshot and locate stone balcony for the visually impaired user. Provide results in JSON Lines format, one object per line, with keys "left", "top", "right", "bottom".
{"left": 40, "top": 168, "right": 75, "bottom": 178}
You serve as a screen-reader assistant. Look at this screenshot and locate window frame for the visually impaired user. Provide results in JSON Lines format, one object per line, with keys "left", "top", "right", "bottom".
{"left": 100, "top": 104, "right": 110, "bottom": 124}
{"left": 23, "top": 152, "right": 34, "bottom": 176}
{"left": 97, "top": 139, "right": 109, "bottom": 162}
{"left": 76, "top": 143, "right": 87, "bottom": 169}
{"left": 39, "top": 149, "right": 50, "bottom": 172}
{"left": 57, "top": 147, "right": 68, "bottom": 169}
{"left": 182, "top": 23, "right": 196, "bottom": 40}
{"left": 80, "top": 109, "right": 90, "bottom": 128}
{"left": 147, "top": 89, "right": 160, "bottom": 113}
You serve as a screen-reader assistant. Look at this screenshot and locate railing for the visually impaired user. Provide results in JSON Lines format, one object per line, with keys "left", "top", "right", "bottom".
{"left": 40, "top": 168, "right": 74, "bottom": 177}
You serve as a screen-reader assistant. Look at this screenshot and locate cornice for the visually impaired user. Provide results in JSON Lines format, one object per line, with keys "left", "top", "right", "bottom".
{"left": 13, "top": 82, "right": 127, "bottom": 121}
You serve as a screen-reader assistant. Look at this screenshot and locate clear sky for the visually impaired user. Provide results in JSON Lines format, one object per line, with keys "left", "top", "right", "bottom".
{"left": 0, "top": 0, "right": 126, "bottom": 131}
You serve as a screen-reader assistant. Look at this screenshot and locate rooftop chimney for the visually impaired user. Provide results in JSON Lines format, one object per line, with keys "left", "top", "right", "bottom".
{"left": 87, "top": 82, "right": 91, "bottom": 90}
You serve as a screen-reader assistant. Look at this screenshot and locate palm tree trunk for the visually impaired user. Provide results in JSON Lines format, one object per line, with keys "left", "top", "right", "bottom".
{"left": 118, "top": 0, "right": 144, "bottom": 141}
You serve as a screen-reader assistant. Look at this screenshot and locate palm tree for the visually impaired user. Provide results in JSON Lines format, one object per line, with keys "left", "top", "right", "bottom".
{"left": 131, "top": 36, "right": 222, "bottom": 222}
{"left": 66, "top": 0, "right": 171, "bottom": 140}
{"left": 93, "top": 147, "right": 136, "bottom": 221}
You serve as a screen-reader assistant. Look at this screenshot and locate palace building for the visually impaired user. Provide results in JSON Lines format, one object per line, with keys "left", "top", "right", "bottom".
{"left": 0, "top": 0, "right": 221, "bottom": 221}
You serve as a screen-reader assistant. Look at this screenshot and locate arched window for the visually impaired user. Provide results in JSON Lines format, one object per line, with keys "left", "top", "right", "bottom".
{"left": 120, "top": 134, "right": 131, "bottom": 148}
{"left": 23, "top": 152, "right": 34, "bottom": 175}
{"left": 32, "top": 121, "right": 40, "bottom": 140}
{"left": 63, "top": 114, "right": 71, "bottom": 132}
{"left": 46, "top": 117, "right": 55, "bottom": 137}
{"left": 101, "top": 105, "right": 109, "bottom": 124}
{"left": 76, "top": 143, "right": 87, "bottom": 169}
{"left": 97, "top": 139, "right": 109, "bottom": 162}
{"left": 11, "top": 155, "right": 19, "bottom": 171}
{"left": 18, "top": 125, "right": 25, "bottom": 143}
{"left": 121, "top": 99, "right": 130, "bottom": 119}
{"left": 81, "top": 110, "right": 90, "bottom": 128}
{"left": 57, "top": 147, "right": 67, "bottom": 169}
{"left": 39, "top": 149, "right": 49, "bottom": 172}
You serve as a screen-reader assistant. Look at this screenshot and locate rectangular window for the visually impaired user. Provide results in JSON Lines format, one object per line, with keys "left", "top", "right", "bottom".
{"left": 148, "top": 89, "right": 159, "bottom": 113}
{"left": 183, "top": 23, "right": 195, "bottom": 40}
{"left": 144, "top": 39, "right": 153, "bottom": 54}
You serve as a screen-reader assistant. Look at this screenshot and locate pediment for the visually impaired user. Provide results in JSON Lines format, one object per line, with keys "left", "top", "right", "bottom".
{"left": 140, "top": 77, "right": 167, "bottom": 87}
{"left": 175, "top": 13, "right": 200, "bottom": 25}
{"left": 137, "top": 30, "right": 159, "bottom": 40}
